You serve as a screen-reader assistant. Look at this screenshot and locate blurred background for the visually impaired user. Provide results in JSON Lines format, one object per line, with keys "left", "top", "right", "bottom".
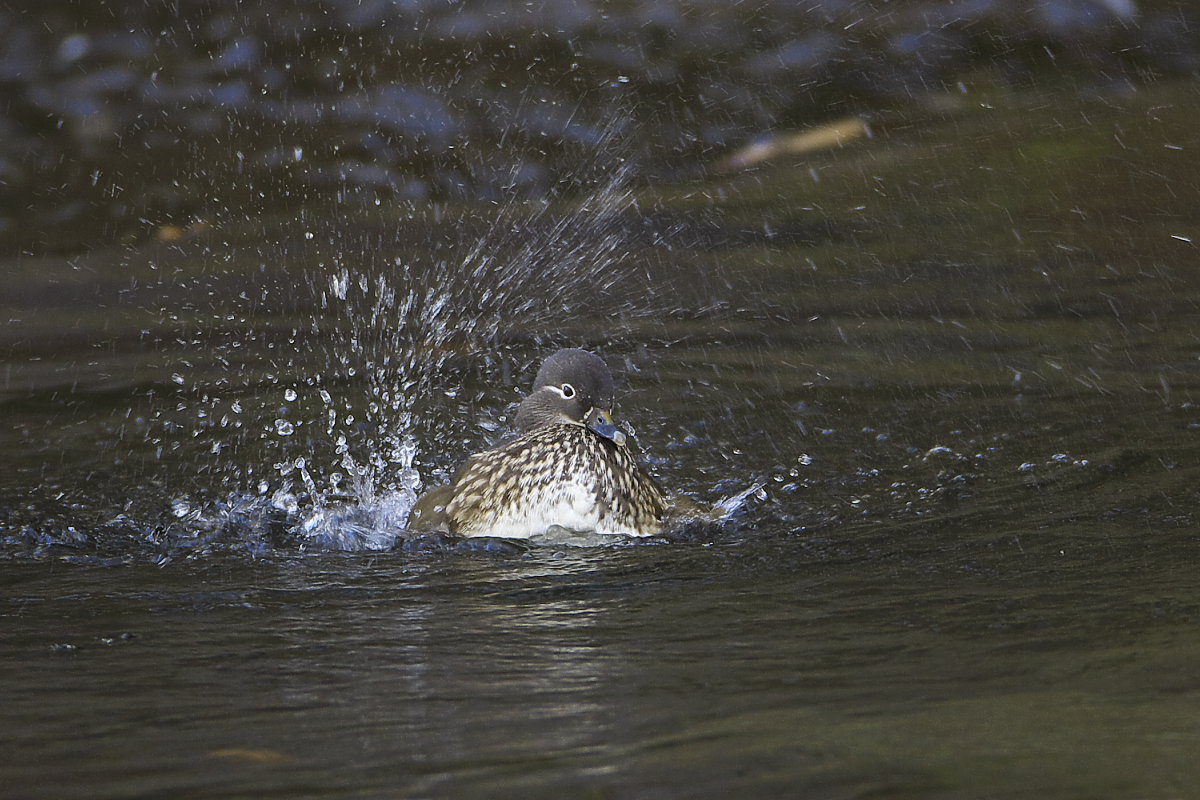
{"left": 3, "top": 0, "right": 1193, "bottom": 254}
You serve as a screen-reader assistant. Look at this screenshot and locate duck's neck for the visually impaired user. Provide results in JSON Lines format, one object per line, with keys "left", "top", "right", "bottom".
{"left": 515, "top": 395, "right": 567, "bottom": 433}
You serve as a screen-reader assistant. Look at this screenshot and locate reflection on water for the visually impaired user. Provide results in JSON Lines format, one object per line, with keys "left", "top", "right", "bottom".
{"left": 3, "top": 81, "right": 1200, "bottom": 797}
{"left": 5, "top": 512, "right": 1199, "bottom": 797}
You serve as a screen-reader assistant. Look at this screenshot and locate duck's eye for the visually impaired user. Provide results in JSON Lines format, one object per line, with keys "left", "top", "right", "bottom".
{"left": 560, "top": 383, "right": 576, "bottom": 399}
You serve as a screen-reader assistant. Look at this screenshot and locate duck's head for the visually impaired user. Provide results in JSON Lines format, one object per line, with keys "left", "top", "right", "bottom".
{"left": 514, "top": 348, "right": 627, "bottom": 445}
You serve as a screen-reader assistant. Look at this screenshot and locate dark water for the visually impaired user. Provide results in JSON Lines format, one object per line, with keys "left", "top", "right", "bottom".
{"left": 4, "top": 79, "right": 1200, "bottom": 797}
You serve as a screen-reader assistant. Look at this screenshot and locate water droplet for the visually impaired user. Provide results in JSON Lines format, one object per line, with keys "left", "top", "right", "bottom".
{"left": 285, "top": 388, "right": 298, "bottom": 402}
{"left": 275, "top": 419, "right": 295, "bottom": 436}
{"left": 330, "top": 271, "right": 348, "bottom": 300}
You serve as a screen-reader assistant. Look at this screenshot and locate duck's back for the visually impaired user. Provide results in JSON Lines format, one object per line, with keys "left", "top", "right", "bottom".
{"left": 445, "top": 424, "right": 665, "bottom": 539}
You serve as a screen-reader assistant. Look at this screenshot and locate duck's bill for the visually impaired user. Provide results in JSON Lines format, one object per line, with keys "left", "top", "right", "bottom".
{"left": 586, "top": 408, "right": 627, "bottom": 446}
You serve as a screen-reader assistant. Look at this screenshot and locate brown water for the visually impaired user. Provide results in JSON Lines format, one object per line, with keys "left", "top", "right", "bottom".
{"left": 3, "top": 80, "right": 1200, "bottom": 797}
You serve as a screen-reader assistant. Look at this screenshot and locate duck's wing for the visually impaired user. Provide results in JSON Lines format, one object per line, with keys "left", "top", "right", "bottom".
{"left": 406, "top": 483, "right": 456, "bottom": 533}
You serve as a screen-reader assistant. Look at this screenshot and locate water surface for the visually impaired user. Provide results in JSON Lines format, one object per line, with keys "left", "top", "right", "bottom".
{"left": 3, "top": 80, "right": 1200, "bottom": 797}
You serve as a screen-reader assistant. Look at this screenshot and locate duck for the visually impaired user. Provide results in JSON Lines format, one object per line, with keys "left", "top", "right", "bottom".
{"left": 406, "top": 348, "right": 666, "bottom": 539}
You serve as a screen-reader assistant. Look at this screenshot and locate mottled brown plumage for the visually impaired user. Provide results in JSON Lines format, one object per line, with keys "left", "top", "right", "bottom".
{"left": 407, "top": 349, "right": 666, "bottom": 539}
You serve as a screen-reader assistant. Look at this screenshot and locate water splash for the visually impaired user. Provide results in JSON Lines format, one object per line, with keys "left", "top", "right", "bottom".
{"left": 157, "top": 142, "right": 658, "bottom": 552}
{"left": 714, "top": 481, "right": 768, "bottom": 518}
